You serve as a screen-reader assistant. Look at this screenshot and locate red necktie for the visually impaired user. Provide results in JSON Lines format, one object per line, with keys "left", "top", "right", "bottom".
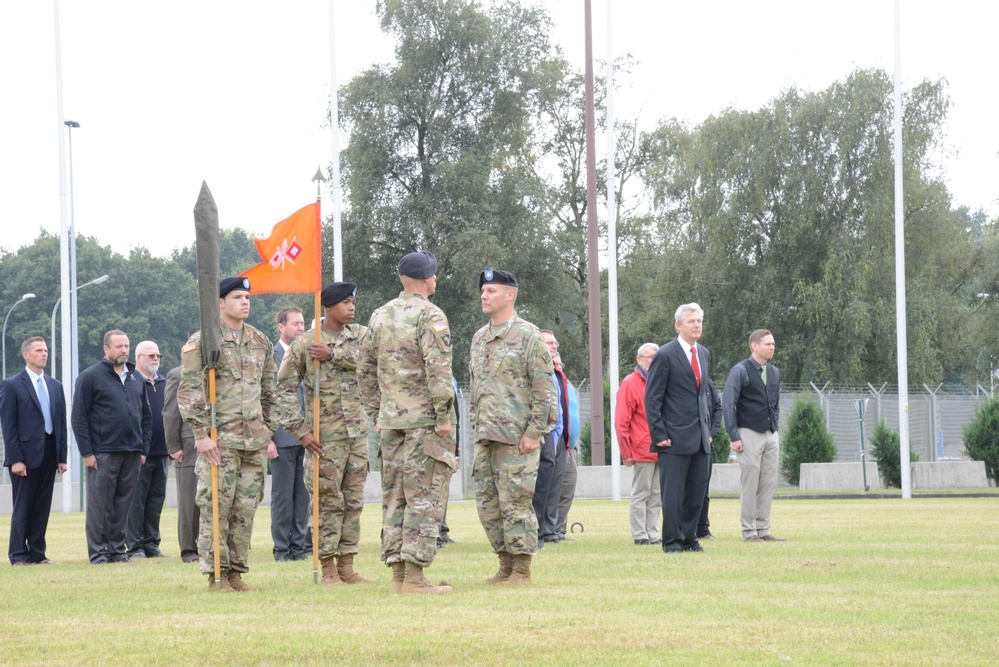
{"left": 690, "top": 346, "right": 701, "bottom": 390}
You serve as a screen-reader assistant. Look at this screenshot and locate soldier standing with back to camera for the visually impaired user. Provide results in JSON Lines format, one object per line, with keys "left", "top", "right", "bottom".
{"left": 177, "top": 277, "right": 280, "bottom": 592}
{"left": 470, "top": 269, "right": 557, "bottom": 586}
{"left": 358, "top": 252, "right": 457, "bottom": 594}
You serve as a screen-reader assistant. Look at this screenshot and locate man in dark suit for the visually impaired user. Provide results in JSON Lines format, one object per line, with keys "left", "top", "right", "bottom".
{"left": 164, "top": 361, "right": 200, "bottom": 563}
{"left": 269, "top": 306, "right": 311, "bottom": 562}
{"left": 644, "top": 303, "right": 721, "bottom": 553}
{"left": 1, "top": 336, "right": 67, "bottom": 565}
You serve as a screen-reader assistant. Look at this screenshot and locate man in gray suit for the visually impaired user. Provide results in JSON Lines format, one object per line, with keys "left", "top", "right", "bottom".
{"left": 269, "top": 306, "right": 311, "bottom": 561}
{"left": 644, "top": 303, "right": 720, "bottom": 553}
{"left": 164, "top": 342, "right": 200, "bottom": 563}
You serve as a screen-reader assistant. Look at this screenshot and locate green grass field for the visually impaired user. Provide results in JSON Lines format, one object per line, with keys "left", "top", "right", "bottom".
{"left": 2, "top": 497, "right": 997, "bottom": 665}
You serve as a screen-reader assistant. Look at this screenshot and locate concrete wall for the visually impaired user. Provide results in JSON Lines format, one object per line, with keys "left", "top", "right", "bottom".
{"left": 910, "top": 461, "right": 988, "bottom": 489}
{"left": 799, "top": 462, "right": 883, "bottom": 491}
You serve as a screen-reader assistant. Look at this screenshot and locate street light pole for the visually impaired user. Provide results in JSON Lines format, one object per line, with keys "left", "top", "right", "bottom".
{"left": 49, "top": 274, "right": 109, "bottom": 380}
{"left": 3, "top": 294, "right": 37, "bottom": 378}
{"left": 64, "top": 120, "right": 81, "bottom": 403}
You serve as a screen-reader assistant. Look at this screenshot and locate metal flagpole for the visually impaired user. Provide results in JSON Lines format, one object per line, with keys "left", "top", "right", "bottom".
{"left": 583, "top": 0, "right": 606, "bottom": 466}
{"left": 893, "top": 0, "right": 912, "bottom": 499}
{"left": 329, "top": 0, "right": 343, "bottom": 281}
{"left": 605, "top": 0, "right": 621, "bottom": 500}
{"left": 53, "top": 0, "right": 75, "bottom": 514}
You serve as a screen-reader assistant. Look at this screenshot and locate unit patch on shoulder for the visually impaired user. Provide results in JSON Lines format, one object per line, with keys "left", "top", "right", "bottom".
{"left": 182, "top": 340, "right": 198, "bottom": 353}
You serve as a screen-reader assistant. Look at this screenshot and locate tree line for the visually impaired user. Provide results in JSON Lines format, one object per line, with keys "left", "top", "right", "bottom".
{"left": 2, "top": 0, "right": 996, "bottom": 394}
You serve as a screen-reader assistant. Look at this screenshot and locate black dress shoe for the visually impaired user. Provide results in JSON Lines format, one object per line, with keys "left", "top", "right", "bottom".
{"left": 274, "top": 553, "right": 292, "bottom": 562}
{"left": 683, "top": 542, "right": 705, "bottom": 552}
{"left": 145, "top": 549, "right": 171, "bottom": 558}
{"left": 634, "top": 539, "right": 650, "bottom": 545}
{"left": 181, "top": 554, "right": 200, "bottom": 563}
{"left": 662, "top": 546, "right": 683, "bottom": 553}
{"left": 439, "top": 534, "right": 456, "bottom": 545}
{"left": 697, "top": 531, "right": 715, "bottom": 540}
{"left": 127, "top": 551, "right": 146, "bottom": 560}
{"left": 650, "top": 539, "right": 662, "bottom": 545}
{"left": 292, "top": 551, "right": 312, "bottom": 561}
{"left": 109, "top": 554, "right": 131, "bottom": 563}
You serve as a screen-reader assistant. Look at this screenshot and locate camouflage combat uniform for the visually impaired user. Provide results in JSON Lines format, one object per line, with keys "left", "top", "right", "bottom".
{"left": 469, "top": 313, "right": 557, "bottom": 556}
{"left": 277, "top": 323, "right": 368, "bottom": 560}
{"left": 357, "top": 291, "right": 455, "bottom": 569}
{"left": 177, "top": 321, "right": 279, "bottom": 575}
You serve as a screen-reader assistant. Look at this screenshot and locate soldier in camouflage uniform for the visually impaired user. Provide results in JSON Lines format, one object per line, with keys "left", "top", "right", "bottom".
{"left": 469, "top": 269, "right": 557, "bottom": 586}
{"left": 277, "top": 282, "right": 371, "bottom": 585}
{"left": 177, "top": 277, "right": 280, "bottom": 592}
{"left": 357, "top": 251, "right": 457, "bottom": 594}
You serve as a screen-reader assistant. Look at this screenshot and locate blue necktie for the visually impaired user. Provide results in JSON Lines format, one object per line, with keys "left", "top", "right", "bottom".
{"left": 37, "top": 377, "right": 53, "bottom": 435}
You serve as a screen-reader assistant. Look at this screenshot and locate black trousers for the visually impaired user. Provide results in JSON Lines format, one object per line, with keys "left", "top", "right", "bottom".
{"left": 126, "top": 455, "right": 169, "bottom": 554}
{"left": 532, "top": 433, "right": 566, "bottom": 542}
{"left": 269, "top": 445, "right": 311, "bottom": 558}
{"left": 85, "top": 451, "right": 141, "bottom": 563}
{"left": 8, "top": 435, "right": 58, "bottom": 564}
{"left": 698, "top": 457, "right": 713, "bottom": 536}
{"left": 658, "top": 449, "right": 711, "bottom": 551}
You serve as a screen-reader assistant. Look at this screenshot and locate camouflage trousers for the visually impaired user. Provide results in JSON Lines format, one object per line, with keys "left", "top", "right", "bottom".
{"left": 379, "top": 426, "right": 456, "bottom": 568}
{"left": 195, "top": 446, "right": 266, "bottom": 575}
{"left": 473, "top": 439, "right": 540, "bottom": 555}
{"left": 304, "top": 435, "right": 369, "bottom": 559}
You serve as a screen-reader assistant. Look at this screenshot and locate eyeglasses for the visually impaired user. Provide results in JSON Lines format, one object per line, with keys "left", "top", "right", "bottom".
{"left": 142, "top": 353, "right": 162, "bottom": 359}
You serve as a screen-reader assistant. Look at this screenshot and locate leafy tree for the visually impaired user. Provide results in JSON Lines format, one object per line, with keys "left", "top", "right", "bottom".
{"left": 578, "top": 374, "right": 611, "bottom": 465}
{"left": 868, "top": 421, "right": 918, "bottom": 488}
{"left": 780, "top": 397, "right": 836, "bottom": 486}
{"left": 963, "top": 397, "right": 999, "bottom": 483}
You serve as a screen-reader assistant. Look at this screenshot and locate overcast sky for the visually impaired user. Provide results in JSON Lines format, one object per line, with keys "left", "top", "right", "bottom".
{"left": 1, "top": 1, "right": 995, "bottom": 262}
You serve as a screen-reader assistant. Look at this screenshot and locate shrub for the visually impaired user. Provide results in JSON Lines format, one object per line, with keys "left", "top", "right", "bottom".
{"left": 781, "top": 397, "right": 836, "bottom": 486}
{"left": 963, "top": 397, "right": 999, "bottom": 483}
{"left": 868, "top": 421, "right": 918, "bottom": 488}
{"left": 712, "top": 421, "right": 731, "bottom": 464}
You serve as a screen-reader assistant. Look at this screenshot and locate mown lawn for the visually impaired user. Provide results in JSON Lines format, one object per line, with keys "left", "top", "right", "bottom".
{"left": 2, "top": 496, "right": 997, "bottom": 665}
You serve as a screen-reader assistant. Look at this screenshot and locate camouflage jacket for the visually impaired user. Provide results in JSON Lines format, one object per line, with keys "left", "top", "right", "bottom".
{"left": 276, "top": 323, "right": 368, "bottom": 441}
{"left": 177, "top": 320, "right": 279, "bottom": 451}
{"left": 357, "top": 291, "right": 455, "bottom": 430}
{"left": 469, "top": 313, "right": 557, "bottom": 445}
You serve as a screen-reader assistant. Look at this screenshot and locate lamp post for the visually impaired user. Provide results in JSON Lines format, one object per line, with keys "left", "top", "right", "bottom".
{"left": 49, "top": 274, "right": 110, "bottom": 380}
{"left": 64, "top": 120, "right": 81, "bottom": 406}
{"left": 3, "top": 293, "right": 36, "bottom": 378}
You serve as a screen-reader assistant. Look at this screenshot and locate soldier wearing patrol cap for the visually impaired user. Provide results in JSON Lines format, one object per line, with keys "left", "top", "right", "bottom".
{"left": 470, "top": 269, "right": 557, "bottom": 585}
{"left": 277, "top": 281, "right": 372, "bottom": 585}
{"left": 358, "top": 251, "right": 457, "bottom": 594}
{"left": 177, "top": 276, "right": 280, "bottom": 592}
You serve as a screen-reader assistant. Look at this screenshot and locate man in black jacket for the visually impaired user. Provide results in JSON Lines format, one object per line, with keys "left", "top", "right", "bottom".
{"left": 72, "top": 330, "right": 151, "bottom": 564}
{"left": 722, "top": 329, "right": 784, "bottom": 543}
{"left": 126, "top": 340, "right": 170, "bottom": 559}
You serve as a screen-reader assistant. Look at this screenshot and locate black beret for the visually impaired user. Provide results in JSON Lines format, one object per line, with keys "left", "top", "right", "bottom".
{"left": 321, "top": 282, "right": 358, "bottom": 307}
{"left": 397, "top": 251, "right": 437, "bottom": 279}
{"left": 479, "top": 269, "right": 518, "bottom": 290}
{"left": 220, "top": 276, "right": 251, "bottom": 298}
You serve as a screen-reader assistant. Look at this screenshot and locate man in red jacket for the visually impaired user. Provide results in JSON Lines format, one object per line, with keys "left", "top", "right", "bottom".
{"left": 615, "top": 343, "right": 661, "bottom": 545}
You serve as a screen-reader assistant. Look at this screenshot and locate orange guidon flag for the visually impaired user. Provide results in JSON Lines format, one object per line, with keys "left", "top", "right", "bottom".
{"left": 239, "top": 202, "right": 322, "bottom": 294}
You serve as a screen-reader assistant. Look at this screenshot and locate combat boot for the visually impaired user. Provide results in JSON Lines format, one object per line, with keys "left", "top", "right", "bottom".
{"left": 400, "top": 561, "right": 453, "bottom": 594}
{"left": 336, "top": 554, "right": 373, "bottom": 584}
{"left": 498, "top": 554, "right": 532, "bottom": 585}
{"left": 227, "top": 571, "right": 252, "bottom": 592}
{"left": 207, "top": 573, "right": 235, "bottom": 592}
{"left": 390, "top": 562, "right": 406, "bottom": 593}
{"left": 486, "top": 551, "right": 514, "bottom": 584}
{"left": 321, "top": 556, "right": 344, "bottom": 585}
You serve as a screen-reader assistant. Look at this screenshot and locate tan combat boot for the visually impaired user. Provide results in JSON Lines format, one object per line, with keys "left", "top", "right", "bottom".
{"left": 227, "top": 571, "right": 252, "bottom": 592}
{"left": 321, "top": 556, "right": 344, "bottom": 585}
{"left": 390, "top": 561, "right": 406, "bottom": 593}
{"left": 336, "top": 553, "right": 373, "bottom": 584}
{"left": 486, "top": 551, "right": 514, "bottom": 584}
{"left": 400, "top": 561, "right": 453, "bottom": 594}
{"left": 207, "top": 573, "right": 235, "bottom": 592}
{"left": 498, "top": 554, "right": 532, "bottom": 585}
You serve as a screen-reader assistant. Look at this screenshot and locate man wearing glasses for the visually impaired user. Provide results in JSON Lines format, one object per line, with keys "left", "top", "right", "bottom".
{"left": 126, "top": 341, "right": 171, "bottom": 559}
